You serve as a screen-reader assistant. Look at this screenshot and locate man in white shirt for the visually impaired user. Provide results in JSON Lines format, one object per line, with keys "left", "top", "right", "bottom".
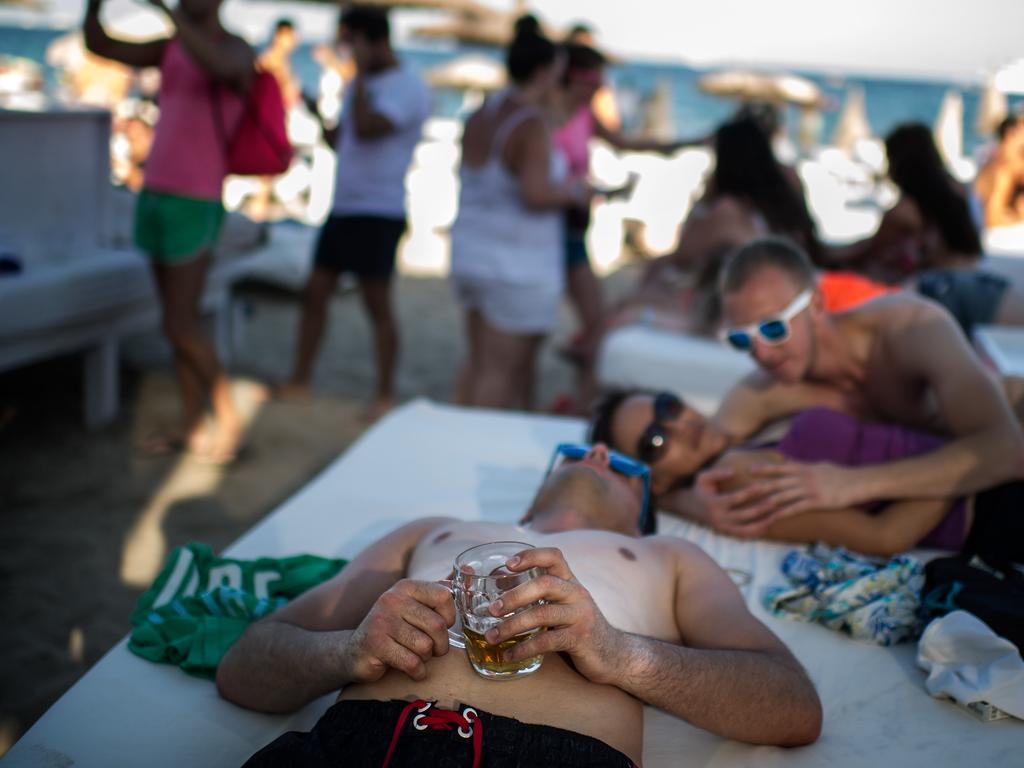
{"left": 281, "top": 6, "right": 430, "bottom": 420}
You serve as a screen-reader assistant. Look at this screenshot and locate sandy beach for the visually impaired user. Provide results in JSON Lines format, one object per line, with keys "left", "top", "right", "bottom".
{"left": 0, "top": 259, "right": 640, "bottom": 755}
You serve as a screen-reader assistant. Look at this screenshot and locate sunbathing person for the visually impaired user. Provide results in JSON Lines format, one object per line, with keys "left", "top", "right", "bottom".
{"left": 975, "top": 112, "right": 1024, "bottom": 229}
{"left": 829, "top": 122, "right": 1024, "bottom": 337}
{"left": 637, "top": 237, "right": 1024, "bottom": 537}
{"left": 591, "top": 391, "right": 1024, "bottom": 562}
{"left": 217, "top": 443, "right": 822, "bottom": 765}
{"left": 615, "top": 115, "right": 823, "bottom": 340}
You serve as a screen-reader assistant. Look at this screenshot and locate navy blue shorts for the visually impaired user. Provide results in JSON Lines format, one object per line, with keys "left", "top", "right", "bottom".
{"left": 916, "top": 269, "right": 1009, "bottom": 338}
{"left": 243, "top": 699, "right": 636, "bottom": 767}
{"left": 565, "top": 233, "right": 590, "bottom": 270}
{"left": 313, "top": 215, "right": 406, "bottom": 279}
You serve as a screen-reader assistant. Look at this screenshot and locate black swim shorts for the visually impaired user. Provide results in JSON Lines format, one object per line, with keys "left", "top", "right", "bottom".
{"left": 963, "top": 480, "right": 1024, "bottom": 566}
{"left": 243, "top": 698, "right": 637, "bottom": 767}
{"left": 313, "top": 215, "right": 406, "bottom": 279}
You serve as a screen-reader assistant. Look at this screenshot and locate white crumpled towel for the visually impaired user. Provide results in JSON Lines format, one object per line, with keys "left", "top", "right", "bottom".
{"left": 917, "top": 610, "right": 1024, "bottom": 719}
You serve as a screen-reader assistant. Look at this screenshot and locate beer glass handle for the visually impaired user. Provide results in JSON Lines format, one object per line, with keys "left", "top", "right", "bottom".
{"left": 438, "top": 579, "right": 466, "bottom": 650}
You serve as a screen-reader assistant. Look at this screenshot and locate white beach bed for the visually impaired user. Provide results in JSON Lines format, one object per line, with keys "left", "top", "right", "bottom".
{"left": 3, "top": 400, "right": 1019, "bottom": 767}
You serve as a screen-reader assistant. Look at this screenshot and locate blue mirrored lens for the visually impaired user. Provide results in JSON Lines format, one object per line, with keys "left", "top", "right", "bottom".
{"left": 759, "top": 319, "right": 788, "bottom": 341}
{"left": 726, "top": 331, "right": 753, "bottom": 350}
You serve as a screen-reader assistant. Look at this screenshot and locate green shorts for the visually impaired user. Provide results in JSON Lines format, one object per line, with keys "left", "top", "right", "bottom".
{"left": 134, "top": 189, "right": 225, "bottom": 263}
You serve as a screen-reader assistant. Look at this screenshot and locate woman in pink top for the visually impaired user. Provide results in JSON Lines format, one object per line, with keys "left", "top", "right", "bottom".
{"left": 84, "top": 0, "right": 253, "bottom": 464}
{"left": 551, "top": 42, "right": 689, "bottom": 411}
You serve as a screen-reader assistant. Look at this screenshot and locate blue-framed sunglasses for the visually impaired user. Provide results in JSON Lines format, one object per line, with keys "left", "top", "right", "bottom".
{"left": 544, "top": 442, "right": 655, "bottom": 535}
{"left": 719, "top": 289, "right": 813, "bottom": 352}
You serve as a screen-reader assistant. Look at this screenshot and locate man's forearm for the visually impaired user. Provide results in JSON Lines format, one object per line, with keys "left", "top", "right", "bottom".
{"left": 216, "top": 620, "right": 354, "bottom": 713}
{"left": 609, "top": 634, "right": 821, "bottom": 746}
{"left": 83, "top": 0, "right": 109, "bottom": 55}
{"left": 846, "top": 427, "right": 1024, "bottom": 504}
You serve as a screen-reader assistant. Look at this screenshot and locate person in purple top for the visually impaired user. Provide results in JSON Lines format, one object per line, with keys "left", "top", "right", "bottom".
{"left": 592, "top": 391, "right": 1024, "bottom": 562}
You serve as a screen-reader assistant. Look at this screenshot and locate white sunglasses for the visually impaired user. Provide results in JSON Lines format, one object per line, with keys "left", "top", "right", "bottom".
{"left": 719, "top": 289, "right": 813, "bottom": 351}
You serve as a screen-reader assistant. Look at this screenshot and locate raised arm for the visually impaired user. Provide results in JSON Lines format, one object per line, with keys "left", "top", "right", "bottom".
{"left": 489, "top": 545, "right": 821, "bottom": 746}
{"left": 592, "top": 112, "right": 699, "bottom": 155}
{"left": 216, "top": 517, "right": 456, "bottom": 713}
{"left": 83, "top": 0, "right": 168, "bottom": 69}
{"left": 149, "top": 0, "right": 253, "bottom": 90}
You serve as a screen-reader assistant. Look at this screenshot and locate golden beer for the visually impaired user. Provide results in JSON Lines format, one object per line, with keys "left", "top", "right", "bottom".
{"left": 461, "top": 626, "right": 544, "bottom": 678}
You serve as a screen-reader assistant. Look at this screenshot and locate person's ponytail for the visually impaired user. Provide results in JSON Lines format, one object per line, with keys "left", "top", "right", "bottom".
{"left": 506, "top": 14, "right": 556, "bottom": 84}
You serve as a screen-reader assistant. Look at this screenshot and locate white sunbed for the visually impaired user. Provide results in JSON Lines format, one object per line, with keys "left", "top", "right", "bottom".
{"left": 596, "top": 325, "right": 754, "bottom": 413}
{"left": 3, "top": 400, "right": 1019, "bottom": 767}
{"left": 0, "top": 106, "right": 310, "bottom": 429}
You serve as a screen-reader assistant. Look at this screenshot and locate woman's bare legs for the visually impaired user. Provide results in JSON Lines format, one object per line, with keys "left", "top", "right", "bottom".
{"left": 472, "top": 317, "right": 544, "bottom": 410}
{"left": 149, "top": 262, "right": 207, "bottom": 453}
{"left": 153, "top": 253, "right": 242, "bottom": 463}
{"left": 454, "top": 308, "right": 483, "bottom": 406}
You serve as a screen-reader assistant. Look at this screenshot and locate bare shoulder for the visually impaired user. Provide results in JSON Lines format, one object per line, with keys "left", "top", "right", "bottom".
{"left": 706, "top": 194, "right": 757, "bottom": 225}
{"left": 887, "top": 196, "right": 925, "bottom": 230}
{"left": 643, "top": 535, "right": 737, "bottom": 595}
{"left": 841, "top": 291, "right": 941, "bottom": 333}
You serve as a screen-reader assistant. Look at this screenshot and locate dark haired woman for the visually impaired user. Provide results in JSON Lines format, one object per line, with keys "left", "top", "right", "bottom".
{"left": 617, "top": 116, "right": 823, "bottom": 336}
{"left": 833, "top": 122, "right": 1024, "bottom": 336}
{"left": 450, "top": 16, "right": 589, "bottom": 409}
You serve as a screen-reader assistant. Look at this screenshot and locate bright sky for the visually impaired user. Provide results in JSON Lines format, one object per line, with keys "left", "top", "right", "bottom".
{"left": 532, "top": 0, "right": 1024, "bottom": 81}
{"left": 3, "top": 0, "right": 1022, "bottom": 82}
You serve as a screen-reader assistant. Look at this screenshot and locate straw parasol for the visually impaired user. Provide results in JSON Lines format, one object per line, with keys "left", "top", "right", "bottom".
{"left": 933, "top": 89, "right": 964, "bottom": 166}
{"left": 697, "top": 70, "right": 821, "bottom": 108}
{"left": 831, "top": 86, "right": 871, "bottom": 152}
{"left": 426, "top": 53, "right": 505, "bottom": 91}
{"left": 976, "top": 77, "right": 1008, "bottom": 137}
{"left": 412, "top": 17, "right": 513, "bottom": 47}
{"left": 993, "top": 58, "right": 1024, "bottom": 95}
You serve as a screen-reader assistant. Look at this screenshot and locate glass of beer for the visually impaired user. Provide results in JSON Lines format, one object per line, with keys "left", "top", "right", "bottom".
{"left": 450, "top": 541, "right": 545, "bottom": 680}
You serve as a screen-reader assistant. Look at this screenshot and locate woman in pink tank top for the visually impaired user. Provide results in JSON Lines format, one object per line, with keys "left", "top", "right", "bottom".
{"left": 84, "top": 0, "right": 253, "bottom": 464}
{"left": 550, "top": 42, "right": 691, "bottom": 413}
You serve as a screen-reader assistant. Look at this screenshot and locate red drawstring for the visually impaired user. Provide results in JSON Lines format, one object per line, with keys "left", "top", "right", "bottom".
{"left": 381, "top": 699, "right": 483, "bottom": 768}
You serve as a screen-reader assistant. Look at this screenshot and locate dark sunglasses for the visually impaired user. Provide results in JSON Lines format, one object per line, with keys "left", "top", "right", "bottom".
{"left": 636, "top": 392, "right": 684, "bottom": 465}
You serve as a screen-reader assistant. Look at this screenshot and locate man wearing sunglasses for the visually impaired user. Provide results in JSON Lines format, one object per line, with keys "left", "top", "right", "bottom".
{"left": 219, "top": 442, "right": 821, "bottom": 766}
{"left": 687, "top": 237, "right": 1024, "bottom": 535}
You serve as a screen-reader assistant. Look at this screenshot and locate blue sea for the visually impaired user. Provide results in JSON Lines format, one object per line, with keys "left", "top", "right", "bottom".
{"left": 3, "top": 24, "right": 1022, "bottom": 157}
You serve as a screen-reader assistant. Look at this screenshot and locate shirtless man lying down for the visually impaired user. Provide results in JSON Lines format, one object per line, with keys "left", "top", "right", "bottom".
{"left": 217, "top": 443, "right": 821, "bottom": 766}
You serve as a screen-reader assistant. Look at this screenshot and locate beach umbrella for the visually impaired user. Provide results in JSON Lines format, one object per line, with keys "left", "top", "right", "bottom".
{"left": 933, "top": 89, "right": 964, "bottom": 166}
{"left": 697, "top": 70, "right": 821, "bottom": 108}
{"left": 831, "top": 86, "right": 871, "bottom": 152}
{"left": 994, "top": 58, "right": 1024, "bottom": 94}
{"left": 426, "top": 54, "right": 505, "bottom": 91}
{"left": 412, "top": 18, "right": 512, "bottom": 47}
{"left": 976, "top": 77, "right": 1008, "bottom": 137}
